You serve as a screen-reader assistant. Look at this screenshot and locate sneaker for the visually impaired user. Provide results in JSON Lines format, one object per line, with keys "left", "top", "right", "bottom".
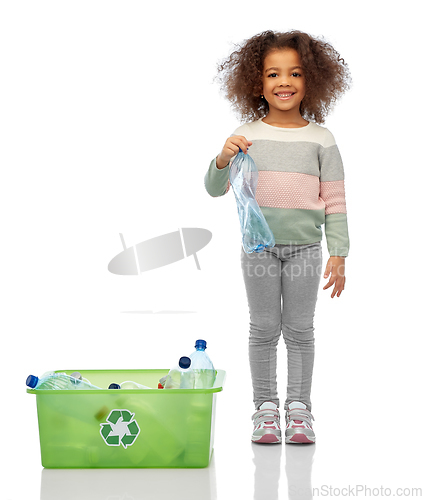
{"left": 251, "top": 402, "right": 282, "bottom": 444}
{"left": 285, "top": 401, "right": 315, "bottom": 444}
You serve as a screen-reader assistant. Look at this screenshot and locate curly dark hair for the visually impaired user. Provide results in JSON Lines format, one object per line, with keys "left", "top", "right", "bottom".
{"left": 216, "top": 30, "right": 352, "bottom": 124}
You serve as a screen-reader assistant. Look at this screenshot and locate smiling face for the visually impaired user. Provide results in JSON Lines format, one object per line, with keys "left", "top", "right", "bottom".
{"left": 261, "top": 48, "right": 306, "bottom": 123}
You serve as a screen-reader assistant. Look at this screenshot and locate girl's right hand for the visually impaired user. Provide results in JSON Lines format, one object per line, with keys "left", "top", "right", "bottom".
{"left": 216, "top": 135, "right": 252, "bottom": 169}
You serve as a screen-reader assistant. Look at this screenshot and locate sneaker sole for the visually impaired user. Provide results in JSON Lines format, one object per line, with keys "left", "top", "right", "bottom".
{"left": 252, "top": 433, "right": 282, "bottom": 444}
{"left": 285, "top": 430, "right": 315, "bottom": 444}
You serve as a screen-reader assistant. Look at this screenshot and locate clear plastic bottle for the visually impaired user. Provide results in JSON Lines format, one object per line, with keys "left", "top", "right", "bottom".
{"left": 164, "top": 356, "right": 195, "bottom": 389}
{"left": 229, "top": 148, "right": 275, "bottom": 253}
{"left": 119, "top": 381, "right": 152, "bottom": 389}
{"left": 158, "top": 375, "right": 167, "bottom": 389}
{"left": 26, "top": 372, "right": 101, "bottom": 390}
{"left": 70, "top": 371, "right": 95, "bottom": 386}
{"left": 189, "top": 339, "right": 216, "bottom": 389}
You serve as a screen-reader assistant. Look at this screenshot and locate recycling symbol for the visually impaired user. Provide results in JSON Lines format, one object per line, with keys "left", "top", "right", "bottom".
{"left": 100, "top": 409, "right": 140, "bottom": 449}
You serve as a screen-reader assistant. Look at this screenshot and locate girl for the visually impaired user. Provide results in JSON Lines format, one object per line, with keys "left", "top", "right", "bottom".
{"left": 204, "top": 30, "right": 352, "bottom": 444}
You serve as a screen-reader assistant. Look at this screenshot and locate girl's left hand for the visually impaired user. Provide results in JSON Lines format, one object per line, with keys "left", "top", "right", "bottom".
{"left": 323, "top": 257, "right": 346, "bottom": 298}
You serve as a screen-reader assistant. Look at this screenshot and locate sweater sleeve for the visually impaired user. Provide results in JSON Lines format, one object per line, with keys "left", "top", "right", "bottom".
{"left": 204, "top": 124, "right": 248, "bottom": 197}
{"left": 319, "top": 129, "right": 350, "bottom": 257}
{"left": 204, "top": 156, "right": 232, "bottom": 197}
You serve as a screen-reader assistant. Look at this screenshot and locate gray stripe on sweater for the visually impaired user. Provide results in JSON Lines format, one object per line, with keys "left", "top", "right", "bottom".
{"left": 247, "top": 140, "right": 344, "bottom": 181}
{"left": 319, "top": 144, "right": 344, "bottom": 182}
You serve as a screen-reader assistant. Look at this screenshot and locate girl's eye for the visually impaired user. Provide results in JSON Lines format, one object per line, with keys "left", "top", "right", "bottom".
{"left": 268, "top": 72, "right": 301, "bottom": 78}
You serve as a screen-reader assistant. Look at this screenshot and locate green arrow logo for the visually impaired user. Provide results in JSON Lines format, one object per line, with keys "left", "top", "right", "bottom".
{"left": 99, "top": 409, "right": 140, "bottom": 449}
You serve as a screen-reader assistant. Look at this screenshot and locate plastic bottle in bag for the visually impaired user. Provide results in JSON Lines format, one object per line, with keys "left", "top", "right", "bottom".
{"left": 229, "top": 148, "right": 275, "bottom": 253}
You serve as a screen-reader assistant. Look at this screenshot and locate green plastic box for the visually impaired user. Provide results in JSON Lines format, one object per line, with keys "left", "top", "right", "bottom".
{"left": 27, "top": 369, "right": 226, "bottom": 469}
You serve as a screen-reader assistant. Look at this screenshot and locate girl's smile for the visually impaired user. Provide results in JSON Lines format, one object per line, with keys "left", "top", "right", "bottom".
{"left": 275, "top": 92, "right": 296, "bottom": 100}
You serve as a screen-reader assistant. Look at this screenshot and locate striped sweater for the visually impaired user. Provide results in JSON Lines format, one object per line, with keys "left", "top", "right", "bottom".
{"left": 204, "top": 118, "right": 350, "bottom": 257}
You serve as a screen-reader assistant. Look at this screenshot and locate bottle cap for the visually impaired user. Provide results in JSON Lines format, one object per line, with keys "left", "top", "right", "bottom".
{"left": 26, "top": 375, "right": 39, "bottom": 388}
{"left": 179, "top": 356, "right": 191, "bottom": 369}
{"left": 195, "top": 339, "right": 207, "bottom": 350}
{"left": 108, "top": 383, "right": 121, "bottom": 389}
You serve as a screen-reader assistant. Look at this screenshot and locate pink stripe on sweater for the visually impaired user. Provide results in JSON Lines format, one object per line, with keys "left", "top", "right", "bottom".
{"left": 255, "top": 171, "right": 325, "bottom": 210}
{"left": 320, "top": 180, "right": 347, "bottom": 214}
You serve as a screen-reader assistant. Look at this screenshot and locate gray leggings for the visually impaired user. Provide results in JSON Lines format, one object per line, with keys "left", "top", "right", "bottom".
{"left": 241, "top": 242, "right": 322, "bottom": 412}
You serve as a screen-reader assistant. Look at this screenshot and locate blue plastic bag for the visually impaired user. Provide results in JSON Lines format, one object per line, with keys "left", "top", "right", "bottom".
{"left": 229, "top": 148, "right": 275, "bottom": 253}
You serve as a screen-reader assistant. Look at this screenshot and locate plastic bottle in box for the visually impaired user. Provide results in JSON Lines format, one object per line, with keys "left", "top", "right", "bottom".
{"left": 107, "top": 381, "right": 152, "bottom": 389}
{"left": 26, "top": 372, "right": 101, "bottom": 390}
{"left": 189, "top": 339, "right": 216, "bottom": 389}
{"left": 164, "top": 356, "right": 195, "bottom": 389}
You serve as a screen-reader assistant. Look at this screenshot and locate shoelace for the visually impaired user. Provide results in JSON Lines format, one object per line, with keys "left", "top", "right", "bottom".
{"left": 285, "top": 408, "right": 314, "bottom": 427}
{"left": 252, "top": 408, "right": 280, "bottom": 427}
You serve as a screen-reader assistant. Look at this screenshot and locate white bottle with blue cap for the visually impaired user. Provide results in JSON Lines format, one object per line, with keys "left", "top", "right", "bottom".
{"left": 189, "top": 339, "right": 216, "bottom": 389}
{"left": 26, "top": 372, "right": 100, "bottom": 390}
{"left": 164, "top": 356, "right": 195, "bottom": 389}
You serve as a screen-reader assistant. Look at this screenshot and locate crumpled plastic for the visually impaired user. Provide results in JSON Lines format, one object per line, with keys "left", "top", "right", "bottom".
{"left": 229, "top": 148, "right": 275, "bottom": 253}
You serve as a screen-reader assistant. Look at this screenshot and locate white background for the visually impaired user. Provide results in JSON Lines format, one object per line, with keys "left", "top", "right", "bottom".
{"left": 1, "top": 1, "right": 422, "bottom": 499}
